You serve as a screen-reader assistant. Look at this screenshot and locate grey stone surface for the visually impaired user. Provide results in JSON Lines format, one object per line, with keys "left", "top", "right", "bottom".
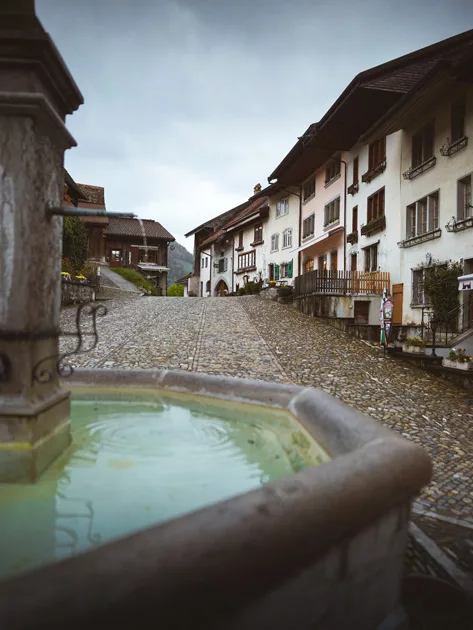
{"left": 60, "top": 294, "right": 473, "bottom": 522}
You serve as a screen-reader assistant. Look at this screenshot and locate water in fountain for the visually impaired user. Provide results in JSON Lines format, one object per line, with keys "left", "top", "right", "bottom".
{"left": 0, "top": 389, "right": 327, "bottom": 580}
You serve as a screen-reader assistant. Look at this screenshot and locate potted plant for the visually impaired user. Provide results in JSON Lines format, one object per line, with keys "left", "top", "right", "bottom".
{"left": 402, "top": 337, "right": 426, "bottom": 354}
{"left": 442, "top": 348, "right": 473, "bottom": 371}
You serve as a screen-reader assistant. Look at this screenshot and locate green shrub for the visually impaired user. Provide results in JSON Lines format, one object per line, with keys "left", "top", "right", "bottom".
{"left": 110, "top": 268, "right": 158, "bottom": 295}
{"left": 238, "top": 287, "right": 246, "bottom": 296}
{"left": 423, "top": 262, "right": 462, "bottom": 323}
{"left": 167, "top": 283, "right": 184, "bottom": 297}
{"left": 62, "top": 216, "right": 88, "bottom": 276}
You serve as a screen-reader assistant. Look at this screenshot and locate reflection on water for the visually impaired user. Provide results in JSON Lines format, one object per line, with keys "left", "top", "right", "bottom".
{"left": 0, "top": 390, "right": 327, "bottom": 580}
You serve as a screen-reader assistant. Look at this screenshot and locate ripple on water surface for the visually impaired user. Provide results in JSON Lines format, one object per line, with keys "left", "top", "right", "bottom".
{"left": 0, "top": 390, "right": 327, "bottom": 580}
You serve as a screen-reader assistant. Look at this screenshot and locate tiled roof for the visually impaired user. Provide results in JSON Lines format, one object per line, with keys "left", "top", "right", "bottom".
{"left": 185, "top": 200, "right": 251, "bottom": 237}
{"left": 77, "top": 183, "right": 106, "bottom": 206}
{"left": 223, "top": 197, "right": 269, "bottom": 231}
{"left": 106, "top": 218, "right": 175, "bottom": 241}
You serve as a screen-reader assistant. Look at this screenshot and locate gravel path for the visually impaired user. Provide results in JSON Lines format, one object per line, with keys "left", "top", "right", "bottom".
{"left": 60, "top": 294, "right": 473, "bottom": 523}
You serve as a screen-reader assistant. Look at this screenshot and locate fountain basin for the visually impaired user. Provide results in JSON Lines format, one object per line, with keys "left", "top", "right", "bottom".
{"left": 0, "top": 368, "right": 431, "bottom": 630}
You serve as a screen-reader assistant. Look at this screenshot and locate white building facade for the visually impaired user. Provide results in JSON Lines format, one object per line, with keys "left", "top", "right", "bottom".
{"left": 263, "top": 189, "right": 300, "bottom": 285}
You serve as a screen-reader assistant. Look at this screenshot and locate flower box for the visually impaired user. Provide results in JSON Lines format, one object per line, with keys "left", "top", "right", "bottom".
{"left": 442, "top": 358, "right": 473, "bottom": 371}
{"left": 402, "top": 344, "right": 425, "bottom": 354}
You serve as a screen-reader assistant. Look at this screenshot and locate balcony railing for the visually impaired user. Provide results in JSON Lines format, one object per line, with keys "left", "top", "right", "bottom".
{"left": 360, "top": 215, "right": 386, "bottom": 237}
{"left": 347, "top": 230, "right": 358, "bottom": 245}
{"left": 295, "top": 270, "right": 390, "bottom": 298}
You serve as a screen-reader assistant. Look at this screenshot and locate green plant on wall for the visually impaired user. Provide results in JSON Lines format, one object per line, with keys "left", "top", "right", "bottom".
{"left": 62, "top": 216, "right": 88, "bottom": 276}
{"left": 423, "top": 261, "right": 462, "bottom": 323}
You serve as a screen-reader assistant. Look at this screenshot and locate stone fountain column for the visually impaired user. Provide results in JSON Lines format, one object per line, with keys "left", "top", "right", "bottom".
{"left": 0, "top": 0, "right": 83, "bottom": 481}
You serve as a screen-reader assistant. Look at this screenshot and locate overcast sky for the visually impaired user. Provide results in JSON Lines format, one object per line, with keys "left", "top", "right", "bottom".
{"left": 37, "top": 0, "right": 473, "bottom": 248}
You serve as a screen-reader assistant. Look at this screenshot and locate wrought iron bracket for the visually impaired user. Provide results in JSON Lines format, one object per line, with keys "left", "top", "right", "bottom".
{"left": 31, "top": 303, "right": 107, "bottom": 385}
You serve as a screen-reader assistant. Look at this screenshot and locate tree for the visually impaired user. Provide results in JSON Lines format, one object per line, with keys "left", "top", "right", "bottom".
{"left": 62, "top": 216, "right": 88, "bottom": 276}
{"left": 167, "top": 283, "right": 184, "bottom": 297}
{"left": 423, "top": 262, "right": 462, "bottom": 324}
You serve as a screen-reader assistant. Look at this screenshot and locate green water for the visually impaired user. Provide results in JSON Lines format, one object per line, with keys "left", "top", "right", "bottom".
{"left": 0, "top": 390, "right": 327, "bottom": 581}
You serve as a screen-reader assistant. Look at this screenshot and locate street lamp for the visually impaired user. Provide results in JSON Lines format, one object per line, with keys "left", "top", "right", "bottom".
{"left": 430, "top": 318, "right": 439, "bottom": 357}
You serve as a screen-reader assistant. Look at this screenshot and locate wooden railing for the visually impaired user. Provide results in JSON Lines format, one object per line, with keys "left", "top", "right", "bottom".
{"left": 295, "top": 270, "right": 390, "bottom": 297}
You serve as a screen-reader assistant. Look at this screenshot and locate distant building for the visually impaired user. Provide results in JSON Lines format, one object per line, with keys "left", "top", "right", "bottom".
{"left": 63, "top": 171, "right": 175, "bottom": 295}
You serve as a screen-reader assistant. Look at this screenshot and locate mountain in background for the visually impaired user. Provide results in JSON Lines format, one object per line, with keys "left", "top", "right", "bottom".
{"left": 168, "top": 241, "right": 193, "bottom": 285}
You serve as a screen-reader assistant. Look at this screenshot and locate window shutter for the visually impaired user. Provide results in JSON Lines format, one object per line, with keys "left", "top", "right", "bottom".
{"left": 275, "top": 264, "right": 280, "bottom": 280}
{"left": 288, "top": 260, "right": 293, "bottom": 278}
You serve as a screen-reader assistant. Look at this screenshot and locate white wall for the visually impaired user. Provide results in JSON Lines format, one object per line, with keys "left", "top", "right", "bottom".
{"left": 399, "top": 85, "right": 473, "bottom": 323}
{"left": 198, "top": 247, "right": 211, "bottom": 296}
{"left": 264, "top": 191, "right": 300, "bottom": 284}
{"left": 232, "top": 219, "right": 268, "bottom": 290}
{"left": 345, "top": 132, "right": 402, "bottom": 286}
{"left": 210, "top": 237, "right": 234, "bottom": 295}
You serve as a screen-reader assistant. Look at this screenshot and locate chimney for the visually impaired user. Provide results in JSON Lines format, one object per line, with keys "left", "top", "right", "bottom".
{"left": 253, "top": 183, "right": 262, "bottom": 195}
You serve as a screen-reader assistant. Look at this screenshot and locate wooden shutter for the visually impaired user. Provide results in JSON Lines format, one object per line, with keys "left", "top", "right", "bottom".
{"left": 275, "top": 264, "right": 280, "bottom": 280}
{"left": 288, "top": 260, "right": 293, "bottom": 278}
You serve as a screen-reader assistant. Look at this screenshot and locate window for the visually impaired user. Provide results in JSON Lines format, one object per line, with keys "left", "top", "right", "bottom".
{"left": 276, "top": 198, "right": 289, "bottom": 218}
{"left": 331, "top": 250, "right": 338, "bottom": 272}
{"left": 353, "top": 157, "right": 359, "bottom": 184}
{"left": 367, "top": 187, "right": 385, "bottom": 223}
{"left": 352, "top": 205, "right": 358, "bottom": 232}
{"left": 324, "top": 197, "right": 340, "bottom": 227}
{"left": 303, "top": 176, "right": 315, "bottom": 201}
{"left": 368, "top": 137, "right": 386, "bottom": 171}
{"left": 451, "top": 98, "right": 466, "bottom": 143}
{"left": 279, "top": 260, "right": 293, "bottom": 278}
{"left": 411, "top": 266, "right": 441, "bottom": 306}
{"left": 302, "top": 214, "right": 315, "bottom": 239}
{"left": 458, "top": 175, "right": 472, "bottom": 220}
{"left": 304, "top": 258, "right": 314, "bottom": 273}
{"left": 253, "top": 223, "right": 263, "bottom": 243}
{"left": 406, "top": 191, "right": 439, "bottom": 238}
{"left": 282, "top": 228, "right": 293, "bottom": 248}
{"left": 218, "top": 257, "right": 228, "bottom": 273}
{"left": 238, "top": 250, "right": 256, "bottom": 270}
{"left": 271, "top": 233, "right": 279, "bottom": 251}
{"left": 237, "top": 231, "right": 243, "bottom": 249}
{"left": 351, "top": 253, "right": 357, "bottom": 272}
{"left": 363, "top": 244, "right": 378, "bottom": 272}
{"left": 111, "top": 250, "right": 120, "bottom": 263}
{"left": 325, "top": 159, "right": 341, "bottom": 184}
{"left": 412, "top": 121, "right": 434, "bottom": 167}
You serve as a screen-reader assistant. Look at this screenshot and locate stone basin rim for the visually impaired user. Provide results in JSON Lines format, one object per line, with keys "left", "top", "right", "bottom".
{"left": 0, "top": 368, "right": 432, "bottom": 629}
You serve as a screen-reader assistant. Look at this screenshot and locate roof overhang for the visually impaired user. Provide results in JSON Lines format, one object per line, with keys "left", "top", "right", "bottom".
{"left": 223, "top": 206, "right": 269, "bottom": 233}
{"left": 137, "top": 264, "right": 169, "bottom": 272}
{"left": 291, "top": 226, "right": 344, "bottom": 254}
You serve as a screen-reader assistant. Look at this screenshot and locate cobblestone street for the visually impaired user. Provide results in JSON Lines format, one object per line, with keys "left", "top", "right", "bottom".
{"left": 62, "top": 293, "right": 473, "bottom": 526}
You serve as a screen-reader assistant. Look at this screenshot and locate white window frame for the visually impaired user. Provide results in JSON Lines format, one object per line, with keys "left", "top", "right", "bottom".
{"left": 324, "top": 197, "right": 340, "bottom": 228}
{"left": 279, "top": 262, "right": 289, "bottom": 278}
{"left": 276, "top": 198, "right": 289, "bottom": 218}
{"left": 458, "top": 174, "right": 472, "bottom": 220}
{"left": 406, "top": 190, "right": 439, "bottom": 238}
{"left": 282, "top": 228, "right": 293, "bottom": 249}
{"left": 271, "top": 233, "right": 279, "bottom": 252}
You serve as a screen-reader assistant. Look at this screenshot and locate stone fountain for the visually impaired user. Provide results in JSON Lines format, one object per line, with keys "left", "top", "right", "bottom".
{"left": 0, "top": 3, "right": 432, "bottom": 629}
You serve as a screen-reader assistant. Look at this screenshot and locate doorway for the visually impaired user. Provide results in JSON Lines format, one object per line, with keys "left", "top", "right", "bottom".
{"left": 392, "top": 284, "right": 403, "bottom": 324}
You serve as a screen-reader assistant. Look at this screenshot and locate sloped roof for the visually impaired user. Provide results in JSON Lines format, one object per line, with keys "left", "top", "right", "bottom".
{"left": 223, "top": 196, "right": 269, "bottom": 231}
{"left": 185, "top": 200, "right": 250, "bottom": 238}
{"left": 77, "top": 183, "right": 106, "bottom": 206}
{"left": 106, "top": 218, "right": 175, "bottom": 241}
{"left": 268, "top": 28, "right": 473, "bottom": 184}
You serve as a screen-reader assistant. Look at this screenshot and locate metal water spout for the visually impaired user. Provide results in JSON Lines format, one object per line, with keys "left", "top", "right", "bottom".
{"left": 0, "top": 0, "right": 84, "bottom": 482}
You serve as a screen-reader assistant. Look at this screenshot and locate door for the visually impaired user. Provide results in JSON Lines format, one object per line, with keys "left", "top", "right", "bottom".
{"left": 331, "top": 250, "right": 338, "bottom": 272}
{"left": 110, "top": 249, "right": 121, "bottom": 268}
{"left": 392, "top": 284, "right": 403, "bottom": 325}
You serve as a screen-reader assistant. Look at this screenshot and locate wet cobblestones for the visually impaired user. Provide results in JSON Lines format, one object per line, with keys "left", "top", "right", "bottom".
{"left": 61, "top": 294, "right": 473, "bottom": 522}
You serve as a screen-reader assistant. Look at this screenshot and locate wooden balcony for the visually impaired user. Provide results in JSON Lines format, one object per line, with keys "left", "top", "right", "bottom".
{"left": 295, "top": 270, "right": 390, "bottom": 298}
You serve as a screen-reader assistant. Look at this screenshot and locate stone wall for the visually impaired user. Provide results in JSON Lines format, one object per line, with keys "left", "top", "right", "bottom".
{"left": 61, "top": 279, "right": 95, "bottom": 306}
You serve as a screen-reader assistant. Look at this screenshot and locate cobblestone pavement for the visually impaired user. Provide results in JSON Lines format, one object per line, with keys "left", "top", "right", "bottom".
{"left": 61, "top": 294, "right": 473, "bottom": 525}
